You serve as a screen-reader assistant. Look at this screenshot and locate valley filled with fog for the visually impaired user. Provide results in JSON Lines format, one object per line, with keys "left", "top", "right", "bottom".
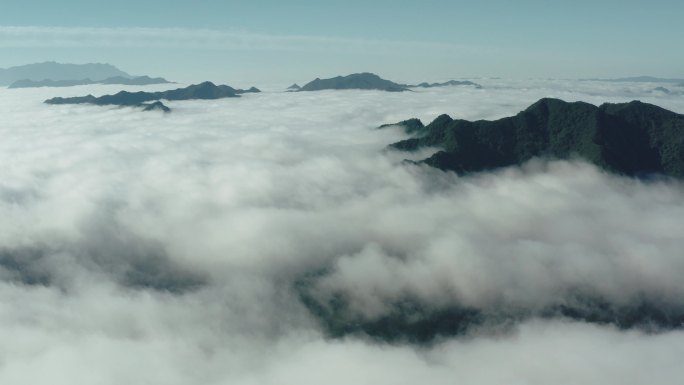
{"left": 1, "top": 80, "right": 684, "bottom": 384}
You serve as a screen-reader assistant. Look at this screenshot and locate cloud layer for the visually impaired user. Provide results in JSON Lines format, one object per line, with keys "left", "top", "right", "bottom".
{"left": 1, "top": 81, "right": 684, "bottom": 383}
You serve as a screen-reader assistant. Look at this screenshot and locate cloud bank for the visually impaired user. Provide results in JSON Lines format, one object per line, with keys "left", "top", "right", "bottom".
{"left": 1, "top": 81, "right": 684, "bottom": 383}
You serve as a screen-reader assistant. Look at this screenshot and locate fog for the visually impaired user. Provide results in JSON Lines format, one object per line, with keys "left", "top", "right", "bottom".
{"left": 1, "top": 80, "right": 683, "bottom": 383}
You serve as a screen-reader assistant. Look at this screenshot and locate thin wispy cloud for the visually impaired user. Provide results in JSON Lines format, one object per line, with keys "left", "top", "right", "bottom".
{"left": 0, "top": 25, "right": 485, "bottom": 55}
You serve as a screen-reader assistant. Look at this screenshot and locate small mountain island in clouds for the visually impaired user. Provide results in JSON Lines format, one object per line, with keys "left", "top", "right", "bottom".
{"left": 0, "top": 61, "right": 171, "bottom": 88}
{"left": 299, "top": 73, "right": 410, "bottom": 92}
{"left": 45, "top": 81, "right": 261, "bottom": 112}
{"left": 651, "top": 86, "right": 684, "bottom": 96}
{"left": 408, "top": 80, "right": 482, "bottom": 89}
{"left": 385, "top": 98, "right": 684, "bottom": 178}
{"left": 141, "top": 101, "right": 171, "bottom": 113}
{"left": 297, "top": 72, "right": 481, "bottom": 92}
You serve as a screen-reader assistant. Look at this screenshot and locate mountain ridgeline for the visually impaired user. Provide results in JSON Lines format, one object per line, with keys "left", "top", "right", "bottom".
{"left": 406, "top": 80, "right": 482, "bottom": 89}
{"left": 299, "top": 73, "right": 409, "bottom": 92}
{"left": 44, "top": 82, "right": 261, "bottom": 112}
{"left": 385, "top": 98, "right": 684, "bottom": 178}
{"left": 298, "top": 73, "right": 481, "bottom": 92}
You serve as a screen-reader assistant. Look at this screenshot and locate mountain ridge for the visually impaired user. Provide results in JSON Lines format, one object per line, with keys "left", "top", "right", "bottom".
{"left": 385, "top": 98, "right": 684, "bottom": 178}
{"left": 299, "top": 73, "right": 409, "bottom": 92}
{"left": 405, "top": 80, "right": 482, "bottom": 89}
{"left": 297, "top": 73, "right": 481, "bottom": 92}
{"left": 44, "top": 81, "right": 261, "bottom": 112}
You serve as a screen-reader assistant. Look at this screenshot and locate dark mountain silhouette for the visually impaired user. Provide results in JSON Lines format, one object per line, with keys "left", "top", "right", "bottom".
{"left": 298, "top": 73, "right": 482, "bottom": 92}
{"left": 45, "top": 82, "right": 260, "bottom": 112}
{"left": 298, "top": 277, "right": 684, "bottom": 344}
{"left": 0, "top": 61, "right": 131, "bottom": 86}
{"left": 299, "top": 73, "right": 409, "bottom": 92}
{"left": 9, "top": 75, "right": 171, "bottom": 89}
{"left": 653, "top": 87, "right": 672, "bottom": 94}
{"left": 386, "top": 98, "right": 684, "bottom": 178}
{"left": 405, "top": 80, "right": 482, "bottom": 89}
{"left": 378, "top": 118, "right": 425, "bottom": 135}
{"left": 141, "top": 101, "right": 171, "bottom": 113}
{"left": 287, "top": 83, "right": 301, "bottom": 90}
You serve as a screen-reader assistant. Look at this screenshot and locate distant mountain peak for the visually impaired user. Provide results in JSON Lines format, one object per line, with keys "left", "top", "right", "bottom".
{"left": 405, "top": 80, "right": 482, "bottom": 89}
{"left": 299, "top": 73, "right": 409, "bottom": 92}
{"left": 297, "top": 73, "right": 482, "bottom": 92}
{"left": 0, "top": 62, "right": 132, "bottom": 86}
{"left": 8, "top": 75, "right": 172, "bottom": 89}
{"left": 142, "top": 101, "right": 171, "bottom": 113}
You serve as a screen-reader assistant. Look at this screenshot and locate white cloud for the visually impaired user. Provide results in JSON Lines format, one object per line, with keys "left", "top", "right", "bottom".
{"left": 1, "top": 80, "right": 684, "bottom": 383}
{"left": 0, "top": 25, "right": 481, "bottom": 55}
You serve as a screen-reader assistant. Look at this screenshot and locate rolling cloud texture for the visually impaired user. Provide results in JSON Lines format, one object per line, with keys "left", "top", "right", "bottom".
{"left": 1, "top": 80, "right": 684, "bottom": 384}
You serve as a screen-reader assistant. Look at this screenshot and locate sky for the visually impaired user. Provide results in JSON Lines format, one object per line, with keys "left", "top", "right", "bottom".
{"left": 0, "top": 0, "right": 682, "bottom": 83}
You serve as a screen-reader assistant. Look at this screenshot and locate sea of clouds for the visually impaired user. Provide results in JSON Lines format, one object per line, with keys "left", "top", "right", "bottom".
{"left": 1, "top": 79, "right": 683, "bottom": 384}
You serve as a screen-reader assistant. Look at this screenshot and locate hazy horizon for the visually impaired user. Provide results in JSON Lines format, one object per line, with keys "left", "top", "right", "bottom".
{"left": 2, "top": 60, "right": 683, "bottom": 90}
{"left": 1, "top": 0, "right": 683, "bottom": 83}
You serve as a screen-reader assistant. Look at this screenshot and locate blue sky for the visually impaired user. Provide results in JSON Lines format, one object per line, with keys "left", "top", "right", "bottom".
{"left": 0, "top": 0, "right": 681, "bottom": 83}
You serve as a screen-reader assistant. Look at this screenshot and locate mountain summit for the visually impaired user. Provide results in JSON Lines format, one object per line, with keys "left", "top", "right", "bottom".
{"left": 0, "top": 61, "right": 131, "bottom": 86}
{"left": 387, "top": 98, "right": 684, "bottom": 178}
{"left": 299, "top": 73, "right": 409, "bottom": 92}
